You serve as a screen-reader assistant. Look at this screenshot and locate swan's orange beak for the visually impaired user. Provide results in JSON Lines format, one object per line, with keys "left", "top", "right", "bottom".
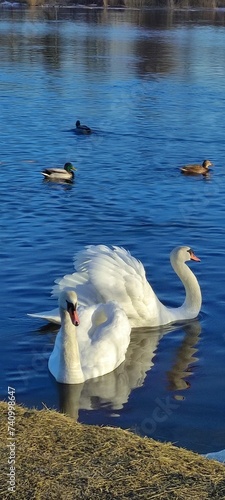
{"left": 69, "top": 308, "right": 80, "bottom": 326}
{"left": 190, "top": 251, "right": 201, "bottom": 262}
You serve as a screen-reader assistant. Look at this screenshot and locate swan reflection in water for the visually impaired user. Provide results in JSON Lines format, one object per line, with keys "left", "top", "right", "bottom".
{"left": 55, "top": 320, "right": 201, "bottom": 420}
{"left": 167, "top": 321, "right": 201, "bottom": 393}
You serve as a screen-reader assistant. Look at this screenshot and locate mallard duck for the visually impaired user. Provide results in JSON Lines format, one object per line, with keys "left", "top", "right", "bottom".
{"left": 75, "top": 120, "right": 92, "bottom": 135}
{"left": 180, "top": 160, "right": 213, "bottom": 176}
{"left": 29, "top": 245, "right": 202, "bottom": 329}
{"left": 41, "top": 162, "right": 76, "bottom": 181}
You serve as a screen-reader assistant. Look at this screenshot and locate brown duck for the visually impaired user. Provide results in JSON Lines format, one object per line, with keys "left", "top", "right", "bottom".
{"left": 180, "top": 160, "right": 213, "bottom": 176}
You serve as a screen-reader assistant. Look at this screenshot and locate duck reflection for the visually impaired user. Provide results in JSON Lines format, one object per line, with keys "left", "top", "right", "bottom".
{"left": 42, "top": 178, "right": 74, "bottom": 190}
{"left": 56, "top": 320, "right": 201, "bottom": 420}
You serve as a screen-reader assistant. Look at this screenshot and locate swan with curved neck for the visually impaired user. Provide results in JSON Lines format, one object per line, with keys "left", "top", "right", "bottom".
{"left": 29, "top": 246, "right": 202, "bottom": 329}
{"left": 68, "top": 245, "right": 202, "bottom": 327}
{"left": 48, "top": 289, "right": 131, "bottom": 384}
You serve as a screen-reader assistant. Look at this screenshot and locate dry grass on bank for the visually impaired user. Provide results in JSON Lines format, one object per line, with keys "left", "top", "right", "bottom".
{"left": 0, "top": 401, "right": 225, "bottom": 500}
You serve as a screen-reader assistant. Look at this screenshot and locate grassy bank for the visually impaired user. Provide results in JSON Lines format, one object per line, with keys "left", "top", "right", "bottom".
{"left": 1, "top": 401, "right": 225, "bottom": 499}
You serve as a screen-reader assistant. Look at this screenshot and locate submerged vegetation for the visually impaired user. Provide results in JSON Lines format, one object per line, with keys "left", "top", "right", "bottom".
{"left": 1, "top": 401, "right": 225, "bottom": 499}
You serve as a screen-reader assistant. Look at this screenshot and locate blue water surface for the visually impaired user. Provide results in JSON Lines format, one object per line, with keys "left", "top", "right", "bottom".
{"left": 0, "top": 7, "right": 225, "bottom": 454}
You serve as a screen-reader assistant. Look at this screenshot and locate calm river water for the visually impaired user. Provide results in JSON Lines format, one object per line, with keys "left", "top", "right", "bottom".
{"left": 0, "top": 6, "right": 225, "bottom": 454}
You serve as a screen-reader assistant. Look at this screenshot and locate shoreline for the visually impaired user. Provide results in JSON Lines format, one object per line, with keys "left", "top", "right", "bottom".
{"left": 1, "top": 401, "right": 225, "bottom": 499}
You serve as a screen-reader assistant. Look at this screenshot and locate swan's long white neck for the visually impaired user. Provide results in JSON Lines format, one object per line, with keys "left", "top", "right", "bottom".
{"left": 168, "top": 253, "right": 202, "bottom": 321}
{"left": 58, "top": 307, "right": 84, "bottom": 384}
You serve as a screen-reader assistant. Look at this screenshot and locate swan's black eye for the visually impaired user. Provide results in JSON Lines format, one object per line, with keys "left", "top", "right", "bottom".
{"left": 187, "top": 248, "right": 193, "bottom": 255}
{"left": 66, "top": 300, "right": 77, "bottom": 312}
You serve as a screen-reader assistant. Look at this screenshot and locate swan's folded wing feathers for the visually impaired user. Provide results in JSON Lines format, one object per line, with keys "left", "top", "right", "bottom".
{"left": 73, "top": 245, "right": 156, "bottom": 324}
{"left": 74, "top": 245, "right": 147, "bottom": 280}
{"left": 78, "top": 302, "right": 131, "bottom": 378}
{"left": 52, "top": 272, "right": 89, "bottom": 297}
{"left": 112, "top": 246, "right": 146, "bottom": 276}
{"left": 89, "top": 263, "right": 152, "bottom": 323}
{"left": 124, "top": 273, "right": 158, "bottom": 320}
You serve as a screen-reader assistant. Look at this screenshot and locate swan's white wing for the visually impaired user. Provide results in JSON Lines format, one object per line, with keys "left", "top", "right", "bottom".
{"left": 77, "top": 302, "right": 131, "bottom": 379}
{"left": 48, "top": 246, "right": 163, "bottom": 326}
{"left": 52, "top": 271, "right": 102, "bottom": 308}
{"left": 74, "top": 245, "right": 158, "bottom": 326}
{"left": 28, "top": 273, "right": 103, "bottom": 325}
{"left": 52, "top": 271, "right": 88, "bottom": 295}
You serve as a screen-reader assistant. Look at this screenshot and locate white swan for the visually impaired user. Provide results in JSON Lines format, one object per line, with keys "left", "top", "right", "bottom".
{"left": 29, "top": 245, "right": 202, "bottom": 328}
{"left": 47, "top": 289, "right": 131, "bottom": 384}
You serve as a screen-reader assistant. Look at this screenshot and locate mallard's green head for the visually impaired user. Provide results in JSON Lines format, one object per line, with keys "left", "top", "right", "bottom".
{"left": 64, "top": 162, "right": 76, "bottom": 172}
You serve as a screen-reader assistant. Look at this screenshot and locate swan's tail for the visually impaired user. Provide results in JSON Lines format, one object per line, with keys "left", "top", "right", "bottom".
{"left": 28, "top": 308, "right": 60, "bottom": 324}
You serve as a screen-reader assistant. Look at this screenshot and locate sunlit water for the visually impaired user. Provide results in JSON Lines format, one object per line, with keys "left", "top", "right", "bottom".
{"left": 0, "top": 7, "right": 225, "bottom": 454}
